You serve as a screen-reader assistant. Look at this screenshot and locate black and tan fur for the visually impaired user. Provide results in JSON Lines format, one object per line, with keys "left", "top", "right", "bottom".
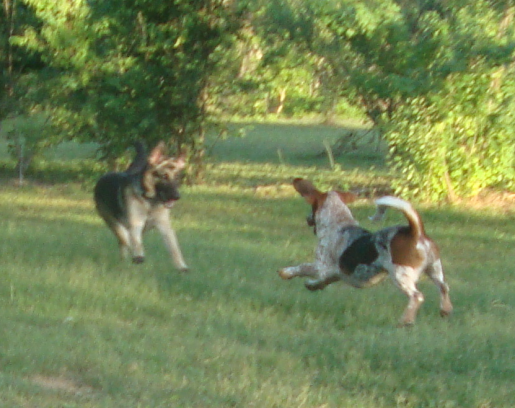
{"left": 94, "top": 141, "right": 188, "bottom": 271}
{"left": 278, "top": 178, "right": 453, "bottom": 326}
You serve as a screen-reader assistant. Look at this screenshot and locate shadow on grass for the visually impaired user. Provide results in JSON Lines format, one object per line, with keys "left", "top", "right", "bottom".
{"left": 0, "top": 158, "right": 106, "bottom": 187}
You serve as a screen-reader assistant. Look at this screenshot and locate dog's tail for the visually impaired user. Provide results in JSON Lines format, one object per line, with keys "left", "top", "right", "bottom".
{"left": 370, "top": 196, "right": 425, "bottom": 240}
{"left": 126, "top": 141, "right": 148, "bottom": 175}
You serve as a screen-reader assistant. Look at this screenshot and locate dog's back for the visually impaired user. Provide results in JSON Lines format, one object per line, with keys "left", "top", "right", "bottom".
{"left": 94, "top": 172, "right": 132, "bottom": 226}
{"left": 94, "top": 142, "right": 148, "bottom": 227}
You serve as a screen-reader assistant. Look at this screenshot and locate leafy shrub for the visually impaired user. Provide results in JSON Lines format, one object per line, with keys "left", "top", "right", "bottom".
{"left": 386, "top": 68, "right": 515, "bottom": 202}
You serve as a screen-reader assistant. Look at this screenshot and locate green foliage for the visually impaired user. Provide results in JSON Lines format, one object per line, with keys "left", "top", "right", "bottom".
{"left": 1, "top": 112, "right": 57, "bottom": 177}
{"left": 387, "top": 70, "right": 515, "bottom": 201}
{"left": 259, "top": 0, "right": 515, "bottom": 201}
{"left": 2, "top": 0, "right": 515, "bottom": 199}
{"left": 209, "top": 0, "right": 362, "bottom": 119}
{"left": 3, "top": 0, "right": 246, "bottom": 173}
{"left": 382, "top": 2, "right": 515, "bottom": 201}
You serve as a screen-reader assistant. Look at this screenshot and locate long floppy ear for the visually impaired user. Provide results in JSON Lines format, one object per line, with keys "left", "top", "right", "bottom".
{"left": 337, "top": 191, "right": 358, "bottom": 204}
{"left": 292, "top": 178, "right": 322, "bottom": 205}
{"left": 148, "top": 141, "right": 167, "bottom": 166}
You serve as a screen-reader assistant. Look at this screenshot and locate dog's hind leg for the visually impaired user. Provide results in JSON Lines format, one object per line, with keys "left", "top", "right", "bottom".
{"left": 425, "top": 259, "right": 453, "bottom": 317}
{"left": 110, "top": 224, "right": 131, "bottom": 260}
{"left": 389, "top": 264, "right": 425, "bottom": 326}
{"left": 99, "top": 214, "right": 131, "bottom": 260}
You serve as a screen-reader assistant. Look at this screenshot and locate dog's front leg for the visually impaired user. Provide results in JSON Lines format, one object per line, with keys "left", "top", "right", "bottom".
{"left": 153, "top": 209, "right": 189, "bottom": 272}
{"left": 278, "top": 262, "right": 319, "bottom": 280}
{"left": 125, "top": 200, "right": 148, "bottom": 264}
{"left": 279, "top": 263, "right": 340, "bottom": 291}
{"left": 128, "top": 220, "right": 146, "bottom": 264}
{"left": 304, "top": 273, "right": 341, "bottom": 291}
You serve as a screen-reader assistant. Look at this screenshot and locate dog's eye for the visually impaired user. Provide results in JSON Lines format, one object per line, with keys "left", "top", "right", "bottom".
{"left": 160, "top": 173, "right": 170, "bottom": 180}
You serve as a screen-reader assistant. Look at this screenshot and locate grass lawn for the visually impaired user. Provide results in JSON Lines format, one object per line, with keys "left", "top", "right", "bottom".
{"left": 1, "top": 122, "right": 515, "bottom": 407}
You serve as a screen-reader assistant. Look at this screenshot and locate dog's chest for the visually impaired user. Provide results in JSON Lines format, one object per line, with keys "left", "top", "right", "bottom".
{"left": 126, "top": 191, "right": 164, "bottom": 223}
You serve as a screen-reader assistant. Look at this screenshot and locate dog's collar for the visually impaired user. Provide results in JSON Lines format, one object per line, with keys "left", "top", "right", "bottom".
{"left": 128, "top": 174, "right": 148, "bottom": 199}
{"left": 339, "top": 225, "right": 365, "bottom": 234}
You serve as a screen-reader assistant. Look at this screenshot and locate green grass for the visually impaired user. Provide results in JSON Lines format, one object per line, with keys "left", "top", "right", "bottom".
{"left": 2, "top": 122, "right": 515, "bottom": 407}
{"left": 209, "top": 121, "right": 384, "bottom": 168}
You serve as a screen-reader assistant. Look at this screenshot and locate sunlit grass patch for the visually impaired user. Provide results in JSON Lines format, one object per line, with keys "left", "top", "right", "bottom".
{"left": 204, "top": 161, "right": 392, "bottom": 197}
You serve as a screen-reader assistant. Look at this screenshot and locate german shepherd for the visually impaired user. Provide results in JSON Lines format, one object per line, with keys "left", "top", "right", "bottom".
{"left": 94, "top": 141, "right": 189, "bottom": 271}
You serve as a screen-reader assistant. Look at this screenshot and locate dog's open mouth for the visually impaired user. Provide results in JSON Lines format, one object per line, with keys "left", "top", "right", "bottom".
{"left": 164, "top": 199, "right": 178, "bottom": 208}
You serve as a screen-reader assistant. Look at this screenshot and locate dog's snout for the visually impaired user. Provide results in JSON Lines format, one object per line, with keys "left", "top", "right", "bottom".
{"left": 155, "top": 181, "right": 181, "bottom": 202}
{"left": 171, "top": 189, "right": 181, "bottom": 201}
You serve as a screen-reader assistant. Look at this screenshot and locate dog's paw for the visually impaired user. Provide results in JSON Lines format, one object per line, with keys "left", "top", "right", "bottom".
{"left": 278, "top": 269, "right": 293, "bottom": 280}
{"left": 132, "top": 256, "right": 145, "bottom": 264}
{"left": 178, "top": 266, "right": 190, "bottom": 273}
{"left": 397, "top": 321, "right": 415, "bottom": 328}
{"left": 304, "top": 280, "right": 325, "bottom": 291}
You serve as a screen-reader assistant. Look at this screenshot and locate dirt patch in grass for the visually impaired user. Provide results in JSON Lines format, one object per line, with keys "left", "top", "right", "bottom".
{"left": 30, "top": 374, "right": 96, "bottom": 397}
{"left": 453, "top": 190, "right": 515, "bottom": 213}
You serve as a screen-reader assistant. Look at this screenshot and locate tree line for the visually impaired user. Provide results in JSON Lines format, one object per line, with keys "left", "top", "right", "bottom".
{"left": 1, "top": 0, "right": 514, "bottom": 201}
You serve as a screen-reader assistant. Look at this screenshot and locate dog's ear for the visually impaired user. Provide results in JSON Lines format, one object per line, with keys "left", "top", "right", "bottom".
{"left": 292, "top": 178, "right": 322, "bottom": 205}
{"left": 337, "top": 191, "right": 357, "bottom": 204}
{"left": 156, "top": 154, "right": 187, "bottom": 173}
{"left": 171, "top": 154, "right": 186, "bottom": 170}
{"left": 148, "top": 141, "right": 167, "bottom": 166}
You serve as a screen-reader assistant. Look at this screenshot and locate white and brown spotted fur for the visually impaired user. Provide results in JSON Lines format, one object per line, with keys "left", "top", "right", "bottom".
{"left": 278, "top": 178, "right": 453, "bottom": 326}
{"left": 94, "top": 141, "right": 188, "bottom": 271}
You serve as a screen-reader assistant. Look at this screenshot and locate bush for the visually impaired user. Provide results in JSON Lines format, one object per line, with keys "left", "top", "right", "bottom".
{"left": 385, "top": 69, "right": 515, "bottom": 202}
